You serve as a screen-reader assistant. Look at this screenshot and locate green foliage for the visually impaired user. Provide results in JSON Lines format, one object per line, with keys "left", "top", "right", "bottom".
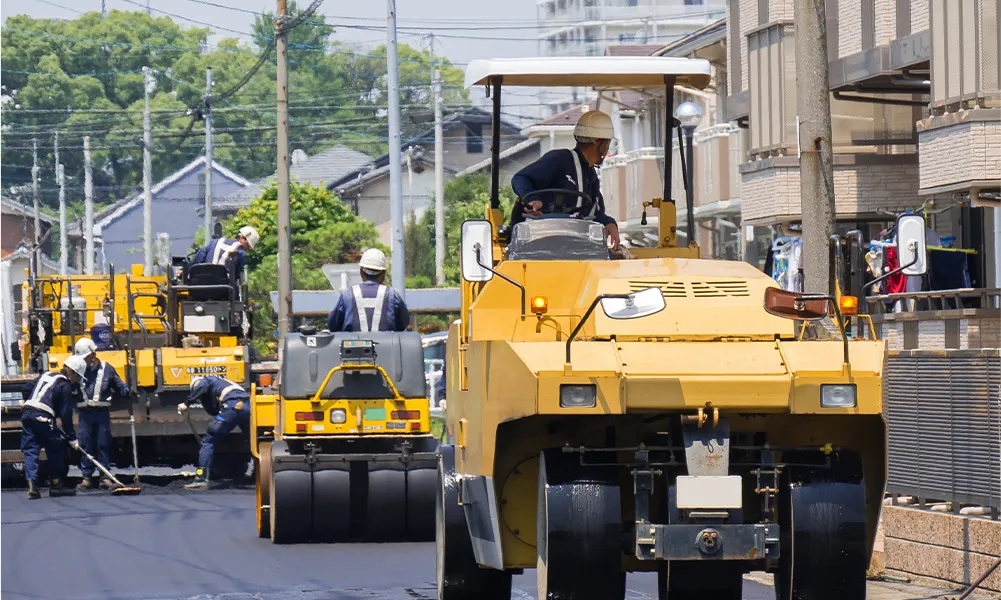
{"left": 222, "top": 181, "right": 383, "bottom": 357}
{"left": 407, "top": 172, "right": 514, "bottom": 286}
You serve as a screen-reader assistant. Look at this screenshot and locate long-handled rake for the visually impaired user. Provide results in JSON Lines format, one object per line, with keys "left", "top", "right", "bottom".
{"left": 59, "top": 429, "right": 142, "bottom": 495}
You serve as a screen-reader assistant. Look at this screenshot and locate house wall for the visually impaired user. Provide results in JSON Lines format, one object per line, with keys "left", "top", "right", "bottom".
{"left": 352, "top": 170, "right": 438, "bottom": 247}
{"left": 436, "top": 121, "right": 524, "bottom": 174}
{"left": 2, "top": 214, "right": 52, "bottom": 257}
{"left": 98, "top": 168, "right": 246, "bottom": 272}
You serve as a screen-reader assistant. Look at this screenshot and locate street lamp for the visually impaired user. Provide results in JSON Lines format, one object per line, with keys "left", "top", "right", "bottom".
{"left": 674, "top": 101, "right": 702, "bottom": 247}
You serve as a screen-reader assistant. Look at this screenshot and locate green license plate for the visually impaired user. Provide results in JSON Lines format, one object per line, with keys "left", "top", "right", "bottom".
{"left": 364, "top": 407, "right": 386, "bottom": 421}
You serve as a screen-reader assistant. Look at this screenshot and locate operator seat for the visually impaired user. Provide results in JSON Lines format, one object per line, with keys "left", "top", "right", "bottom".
{"left": 184, "top": 263, "right": 233, "bottom": 301}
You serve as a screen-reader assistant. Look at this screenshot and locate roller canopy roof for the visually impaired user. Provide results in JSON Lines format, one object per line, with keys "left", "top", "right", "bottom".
{"left": 464, "top": 56, "right": 712, "bottom": 90}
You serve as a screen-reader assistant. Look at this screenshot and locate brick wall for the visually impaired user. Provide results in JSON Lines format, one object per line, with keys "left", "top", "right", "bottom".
{"left": 839, "top": 0, "right": 863, "bottom": 58}
{"left": 918, "top": 113, "right": 1001, "bottom": 191}
{"left": 768, "top": 0, "right": 794, "bottom": 21}
{"left": 739, "top": 0, "right": 757, "bottom": 92}
{"left": 740, "top": 159, "right": 924, "bottom": 224}
{"left": 875, "top": 0, "right": 897, "bottom": 45}
{"left": 910, "top": 0, "right": 929, "bottom": 32}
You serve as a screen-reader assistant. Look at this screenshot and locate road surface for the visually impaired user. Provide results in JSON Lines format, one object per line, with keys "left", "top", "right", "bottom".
{"left": 0, "top": 484, "right": 989, "bottom": 600}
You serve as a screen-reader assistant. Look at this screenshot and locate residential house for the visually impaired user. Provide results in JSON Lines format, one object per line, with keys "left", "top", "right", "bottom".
{"left": 69, "top": 156, "right": 251, "bottom": 273}
{"left": 2, "top": 195, "right": 54, "bottom": 259}
{"left": 212, "top": 144, "right": 373, "bottom": 219}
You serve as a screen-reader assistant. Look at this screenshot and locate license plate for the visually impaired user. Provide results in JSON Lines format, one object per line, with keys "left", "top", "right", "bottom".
{"left": 675, "top": 475, "right": 743, "bottom": 509}
{"left": 363, "top": 407, "right": 386, "bottom": 421}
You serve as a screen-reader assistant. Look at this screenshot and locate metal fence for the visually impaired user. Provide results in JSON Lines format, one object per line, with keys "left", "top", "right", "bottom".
{"left": 885, "top": 349, "right": 1001, "bottom": 511}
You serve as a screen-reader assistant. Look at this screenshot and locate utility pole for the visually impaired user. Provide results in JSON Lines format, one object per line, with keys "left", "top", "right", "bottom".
{"left": 386, "top": 0, "right": 406, "bottom": 295}
{"left": 57, "top": 164, "right": 67, "bottom": 276}
{"left": 142, "top": 66, "right": 154, "bottom": 275}
{"left": 276, "top": 0, "right": 293, "bottom": 342}
{"left": 204, "top": 66, "right": 214, "bottom": 241}
{"left": 433, "top": 68, "right": 445, "bottom": 286}
{"left": 31, "top": 139, "right": 40, "bottom": 254}
{"left": 101, "top": 0, "right": 106, "bottom": 16}
{"left": 84, "top": 136, "right": 95, "bottom": 275}
{"left": 795, "top": 0, "right": 835, "bottom": 294}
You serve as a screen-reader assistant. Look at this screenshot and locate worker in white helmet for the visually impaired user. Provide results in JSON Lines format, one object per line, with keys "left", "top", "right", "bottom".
{"left": 73, "top": 338, "right": 131, "bottom": 491}
{"left": 20, "top": 355, "right": 87, "bottom": 499}
{"left": 509, "top": 109, "right": 620, "bottom": 250}
{"left": 326, "top": 248, "right": 410, "bottom": 332}
{"left": 190, "top": 225, "right": 260, "bottom": 282}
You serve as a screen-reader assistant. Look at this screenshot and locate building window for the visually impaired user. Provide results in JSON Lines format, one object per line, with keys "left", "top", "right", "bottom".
{"left": 466, "top": 122, "right": 483, "bottom": 154}
{"left": 684, "top": 0, "right": 703, "bottom": 4}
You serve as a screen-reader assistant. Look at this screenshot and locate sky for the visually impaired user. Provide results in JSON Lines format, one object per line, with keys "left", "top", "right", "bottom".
{"left": 1, "top": 0, "right": 547, "bottom": 120}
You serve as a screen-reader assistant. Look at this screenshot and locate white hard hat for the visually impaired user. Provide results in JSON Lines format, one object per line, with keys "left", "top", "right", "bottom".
{"left": 74, "top": 338, "right": 97, "bottom": 357}
{"left": 573, "top": 110, "right": 614, "bottom": 141}
{"left": 239, "top": 226, "right": 260, "bottom": 249}
{"left": 189, "top": 375, "right": 205, "bottom": 391}
{"left": 359, "top": 248, "right": 388, "bottom": 272}
{"left": 63, "top": 355, "right": 87, "bottom": 378}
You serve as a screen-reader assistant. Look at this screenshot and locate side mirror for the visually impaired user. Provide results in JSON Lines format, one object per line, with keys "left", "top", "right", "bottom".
{"left": 460, "top": 220, "right": 494, "bottom": 283}
{"left": 600, "top": 287, "right": 665, "bottom": 320}
{"left": 896, "top": 214, "right": 928, "bottom": 276}
{"left": 763, "top": 287, "right": 830, "bottom": 320}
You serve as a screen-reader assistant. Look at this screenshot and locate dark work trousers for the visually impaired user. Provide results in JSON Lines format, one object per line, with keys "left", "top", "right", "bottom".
{"left": 21, "top": 408, "right": 67, "bottom": 484}
{"left": 77, "top": 409, "right": 113, "bottom": 478}
{"left": 198, "top": 400, "right": 250, "bottom": 477}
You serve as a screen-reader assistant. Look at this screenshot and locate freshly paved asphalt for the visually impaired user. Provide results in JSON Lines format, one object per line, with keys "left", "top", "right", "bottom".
{"left": 0, "top": 485, "right": 778, "bottom": 600}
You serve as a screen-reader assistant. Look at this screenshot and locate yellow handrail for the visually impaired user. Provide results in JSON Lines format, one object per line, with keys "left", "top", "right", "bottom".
{"left": 309, "top": 363, "right": 404, "bottom": 403}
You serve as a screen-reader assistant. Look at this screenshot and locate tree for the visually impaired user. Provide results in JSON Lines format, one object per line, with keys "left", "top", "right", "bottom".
{"left": 407, "top": 172, "right": 515, "bottom": 286}
{"left": 222, "top": 181, "right": 384, "bottom": 357}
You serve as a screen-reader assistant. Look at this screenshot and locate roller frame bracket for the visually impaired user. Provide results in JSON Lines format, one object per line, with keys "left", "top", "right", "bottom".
{"left": 634, "top": 523, "right": 780, "bottom": 561}
{"left": 682, "top": 417, "right": 730, "bottom": 476}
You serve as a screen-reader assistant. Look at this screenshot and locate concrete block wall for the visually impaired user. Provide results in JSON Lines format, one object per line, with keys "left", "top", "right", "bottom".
{"left": 918, "top": 115, "right": 1001, "bottom": 192}
{"left": 739, "top": 159, "right": 924, "bottom": 224}
{"left": 881, "top": 506, "right": 1001, "bottom": 593}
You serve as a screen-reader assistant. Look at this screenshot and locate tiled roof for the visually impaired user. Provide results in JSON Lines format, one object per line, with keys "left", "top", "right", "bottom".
{"left": 604, "top": 44, "right": 665, "bottom": 57}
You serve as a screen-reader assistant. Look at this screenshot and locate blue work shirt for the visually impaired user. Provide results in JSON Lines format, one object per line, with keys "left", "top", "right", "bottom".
{"left": 22, "top": 372, "right": 77, "bottom": 441}
{"left": 187, "top": 376, "right": 249, "bottom": 417}
{"left": 191, "top": 237, "right": 246, "bottom": 281}
{"left": 79, "top": 361, "right": 130, "bottom": 410}
{"left": 327, "top": 281, "right": 410, "bottom": 333}
{"left": 510, "top": 148, "right": 616, "bottom": 227}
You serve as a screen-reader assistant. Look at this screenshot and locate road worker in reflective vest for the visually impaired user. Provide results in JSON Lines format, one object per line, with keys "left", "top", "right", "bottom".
{"left": 21, "top": 355, "right": 86, "bottom": 499}
{"left": 190, "top": 225, "right": 260, "bottom": 283}
{"left": 177, "top": 375, "right": 251, "bottom": 490}
{"left": 326, "top": 248, "right": 410, "bottom": 333}
{"left": 73, "top": 338, "right": 131, "bottom": 491}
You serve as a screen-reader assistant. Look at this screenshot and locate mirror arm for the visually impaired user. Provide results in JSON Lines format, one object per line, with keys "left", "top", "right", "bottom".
{"left": 474, "top": 244, "right": 526, "bottom": 318}
{"left": 801, "top": 293, "right": 851, "bottom": 375}
{"left": 863, "top": 253, "right": 918, "bottom": 291}
{"left": 565, "top": 293, "right": 632, "bottom": 365}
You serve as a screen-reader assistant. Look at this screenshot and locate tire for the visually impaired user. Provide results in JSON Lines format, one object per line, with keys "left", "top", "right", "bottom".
{"left": 269, "top": 444, "right": 312, "bottom": 544}
{"left": 774, "top": 452, "right": 867, "bottom": 600}
{"left": 312, "top": 468, "right": 351, "bottom": 543}
{"left": 537, "top": 449, "right": 625, "bottom": 600}
{"left": 665, "top": 563, "right": 743, "bottom": 600}
{"left": 406, "top": 467, "right": 436, "bottom": 542}
{"left": 366, "top": 467, "right": 407, "bottom": 542}
{"left": 256, "top": 442, "right": 272, "bottom": 539}
{"left": 436, "top": 445, "right": 511, "bottom": 600}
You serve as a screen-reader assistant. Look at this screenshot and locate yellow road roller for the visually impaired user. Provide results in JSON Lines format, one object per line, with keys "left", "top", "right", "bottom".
{"left": 251, "top": 329, "right": 438, "bottom": 543}
{"left": 435, "top": 56, "right": 924, "bottom": 600}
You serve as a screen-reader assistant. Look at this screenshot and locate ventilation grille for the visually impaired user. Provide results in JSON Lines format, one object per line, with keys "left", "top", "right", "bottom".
{"left": 628, "top": 280, "right": 751, "bottom": 298}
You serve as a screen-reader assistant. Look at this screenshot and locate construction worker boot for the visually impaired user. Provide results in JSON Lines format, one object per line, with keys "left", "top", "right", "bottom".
{"left": 77, "top": 476, "right": 97, "bottom": 491}
{"left": 27, "top": 481, "right": 41, "bottom": 500}
{"left": 98, "top": 477, "right": 115, "bottom": 490}
{"left": 184, "top": 469, "right": 210, "bottom": 491}
{"left": 48, "top": 478, "right": 77, "bottom": 497}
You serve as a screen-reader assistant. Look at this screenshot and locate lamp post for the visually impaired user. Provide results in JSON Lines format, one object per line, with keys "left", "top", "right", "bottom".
{"left": 674, "top": 100, "right": 702, "bottom": 248}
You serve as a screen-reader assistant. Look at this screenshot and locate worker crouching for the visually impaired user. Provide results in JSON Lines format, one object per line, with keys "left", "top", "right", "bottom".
{"left": 178, "top": 375, "right": 250, "bottom": 490}
{"left": 21, "top": 355, "right": 86, "bottom": 499}
{"left": 73, "top": 338, "right": 131, "bottom": 491}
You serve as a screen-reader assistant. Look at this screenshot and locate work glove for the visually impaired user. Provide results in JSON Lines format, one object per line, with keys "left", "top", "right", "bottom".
{"left": 177, "top": 403, "right": 188, "bottom": 415}
{"left": 69, "top": 439, "right": 80, "bottom": 450}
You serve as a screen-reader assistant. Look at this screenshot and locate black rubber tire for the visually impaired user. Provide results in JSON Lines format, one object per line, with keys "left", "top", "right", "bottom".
{"left": 774, "top": 452, "right": 867, "bottom": 600}
{"left": 256, "top": 442, "right": 272, "bottom": 539}
{"left": 366, "top": 466, "right": 407, "bottom": 542}
{"left": 313, "top": 468, "right": 351, "bottom": 543}
{"left": 405, "top": 467, "right": 436, "bottom": 542}
{"left": 270, "top": 468, "right": 312, "bottom": 544}
{"left": 665, "top": 563, "right": 743, "bottom": 600}
{"left": 436, "top": 445, "right": 512, "bottom": 600}
{"left": 537, "top": 449, "right": 625, "bottom": 600}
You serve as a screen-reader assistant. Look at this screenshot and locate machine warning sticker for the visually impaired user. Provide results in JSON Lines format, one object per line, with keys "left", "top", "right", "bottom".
{"left": 306, "top": 336, "right": 317, "bottom": 347}
{"left": 363, "top": 425, "right": 383, "bottom": 431}
{"left": 185, "top": 366, "right": 228, "bottom": 374}
{"left": 386, "top": 422, "right": 406, "bottom": 430}
{"left": 170, "top": 368, "right": 183, "bottom": 378}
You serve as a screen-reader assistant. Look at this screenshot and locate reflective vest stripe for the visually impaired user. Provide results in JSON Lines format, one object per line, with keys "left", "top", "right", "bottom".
{"left": 351, "top": 285, "right": 388, "bottom": 332}
{"left": 218, "top": 380, "right": 243, "bottom": 403}
{"left": 211, "top": 239, "right": 241, "bottom": 266}
{"left": 24, "top": 372, "right": 64, "bottom": 416}
{"left": 566, "top": 150, "right": 597, "bottom": 219}
{"left": 78, "top": 362, "right": 109, "bottom": 408}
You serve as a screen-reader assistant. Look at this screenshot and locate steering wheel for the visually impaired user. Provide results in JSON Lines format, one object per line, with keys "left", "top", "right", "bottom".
{"left": 520, "top": 188, "right": 593, "bottom": 219}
